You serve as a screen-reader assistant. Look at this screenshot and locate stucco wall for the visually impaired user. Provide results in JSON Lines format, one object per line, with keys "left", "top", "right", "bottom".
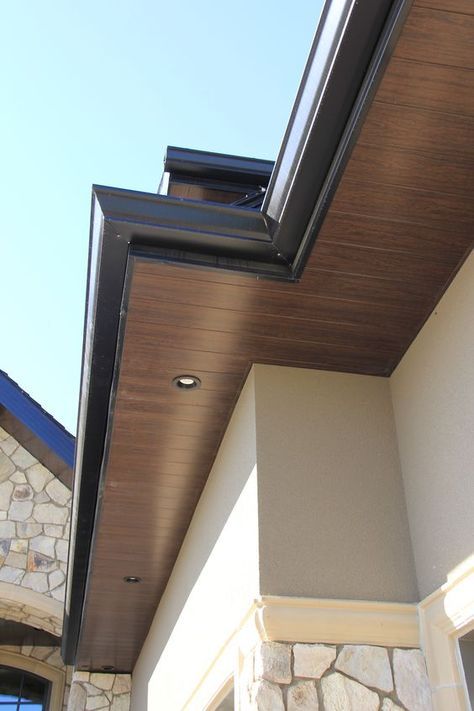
{"left": 131, "top": 370, "right": 259, "bottom": 711}
{"left": 255, "top": 365, "right": 418, "bottom": 602}
{"left": 391, "top": 251, "right": 474, "bottom": 598}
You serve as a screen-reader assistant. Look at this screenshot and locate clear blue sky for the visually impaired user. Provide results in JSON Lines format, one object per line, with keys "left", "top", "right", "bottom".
{"left": 1, "top": 1, "right": 321, "bottom": 434}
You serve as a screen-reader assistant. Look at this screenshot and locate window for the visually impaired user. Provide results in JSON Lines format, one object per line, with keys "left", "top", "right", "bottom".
{"left": 0, "top": 666, "right": 50, "bottom": 710}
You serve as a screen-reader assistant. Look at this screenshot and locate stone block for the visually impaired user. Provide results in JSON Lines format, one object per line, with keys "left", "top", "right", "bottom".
{"left": 90, "top": 673, "right": 115, "bottom": 691}
{"left": 34, "top": 490, "right": 50, "bottom": 503}
{"left": 74, "top": 672, "right": 90, "bottom": 682}
{"left": 56, "top": 538, "right": 69, "bottom": 562}
{"left": 287, "top": 680, "right": 319, "bottom": 710}
{"left": 0, "top": 437, "right": 17, "bottom": 456}
{"left": 5, "top": 551, "right": 27, "bottom": 568}
{"left": 45, "top": 523, "right": 63, "bottom": 537}
{"left": 86, "top": 694, "right": 109, "bottom": 709}
{"left": 26, "top": 463, "right": 53, "bottom": 492}
{"left": 11, "top": 446, "right": 37, "bottom": 470}
{"left": 29, "top": 647, "right": 52, "bottom": 661}
{"left": 27, "top": 550, "right": 55, "bottom": 573}
{"left": 44, "top": 648, "right": 64, "bottom": 668}
{"left": 33, "top": 502, "right": 68, "bottom": 524}
{"left": 322, "top": 672, "right": 379, "bottom": 711}
{"left": 46, "top": 477, "right": 71, "bottom": 506}
{"left": 51, "top": 582, "right": 66, "bottom": 601}
{"left": 0, "top": 453, "right": 15, "bottom": 483}
{"left": 13, "top": 484, "right": 33, "bottom": 501}
{"left": 112, "top": 675, "right": 131, "bottom": 695}
{"left": 255, "top": 642, "right": 292, "bottom": 684}
{"left": 68, "top": 682, "right": 87, "bottom": 711}
{"left": 10, "top": 471, "right": 27, "bottom": 484}
{"left": 0, "top": 565, "right": 24, "bottom": 583}
{"left": 335, "top": 644, "right": 393, "bottom": 692}
{"left": 16, "top": 522, "right": 42, "bottom": 538}
{"left": 0, "top": 480, "right": 13, "bottom": 510}
{"left": 393, "top": 648, "right": 432, "bottom": 711}
{"left": 22, "top": 571, "right": 48, "bottom": 593}
{"left": 253, "top": 680, "right": 285, "bottom": 711}
{"left": 382, "top": 700, "right": 404, "bottom": 710}
{"left": 10, "top": 538, "right": 27, "bottom": 553}
{"left": 111, "top": 695, "right": 131, "bottom": 711}
{"left": 49, "top": 568, "right": 65, "bottom": 589}
{"left": 9, "top": 500, "right": 33, "bottom": 521}
{"left": 294, "top": 644, "right": 336, "bottom": 679}
{"left": 30, "top": 534, "right": 56, "bottom": 557}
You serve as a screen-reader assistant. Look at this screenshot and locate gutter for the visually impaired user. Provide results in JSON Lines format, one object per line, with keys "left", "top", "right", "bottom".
{"left": 63, "top": 0, "right": 413, "bottom": 664}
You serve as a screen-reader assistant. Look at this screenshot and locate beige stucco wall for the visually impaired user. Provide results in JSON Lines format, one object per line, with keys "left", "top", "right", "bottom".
{"left": 254, "top": 365, "right": 418, "bottom": 602}
{"left": 391, "top": 250, "right": 474, "bottom": 599}
{"left": 131, "top": 370, "right": 260, "bottom": 711}
{"left": 132, "top": 364, "right": 421, "bottom": 709}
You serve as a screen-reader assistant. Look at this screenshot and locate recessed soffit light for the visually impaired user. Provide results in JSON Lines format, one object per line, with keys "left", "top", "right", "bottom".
{"left": 123, "top": 575, "right": 142, "bottom": 584}
{"left": 172, "top": 375, "right": 201, "bottom": 390}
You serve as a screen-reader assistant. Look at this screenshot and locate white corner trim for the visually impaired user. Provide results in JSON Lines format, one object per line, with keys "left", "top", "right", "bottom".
{"left": 0, "top": 649, "right": 65, "bottom": 711}
{"left": 255, "top": 595, "right": 419, "bottom": 648}
{"left": 183, "top": 595, "right": 419, "bottom": 710}
{"left": 419, "top": 556, "right": 474, "bottom": 711}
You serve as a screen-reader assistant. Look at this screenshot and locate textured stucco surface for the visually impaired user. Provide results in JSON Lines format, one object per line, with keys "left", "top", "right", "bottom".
{"left": 132, "top": 370, "right": 259, "bottom": 711}
{"left": 391, "top": 251, "right": 474, "bottom": 598}
{"left": 254, "top": 365, "right": 418, "bottom": 602}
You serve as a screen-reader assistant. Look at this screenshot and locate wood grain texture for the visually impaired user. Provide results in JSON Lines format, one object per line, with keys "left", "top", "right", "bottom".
{"left": 77, "top": 0, "right": 474, "bottom": 671}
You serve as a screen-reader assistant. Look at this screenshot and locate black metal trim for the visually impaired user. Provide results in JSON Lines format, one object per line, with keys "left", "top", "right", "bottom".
{"left": 164, "top": 145, "right": 274, "bottom": 187}
{"left": 63, "top": 0, "right": 412, "bottom": 666}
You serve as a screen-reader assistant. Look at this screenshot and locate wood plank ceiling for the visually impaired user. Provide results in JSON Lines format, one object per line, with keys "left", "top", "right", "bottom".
{"left": 77, "top": 0, "right": 474, "bottom": 670}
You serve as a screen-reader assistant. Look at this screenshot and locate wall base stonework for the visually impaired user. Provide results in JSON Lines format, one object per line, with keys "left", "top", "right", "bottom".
{"left": 239, "top": 642, "right": 432, "bottom": 711}
{"left": 68, "top": 671, "right": 131, "bottom": 711}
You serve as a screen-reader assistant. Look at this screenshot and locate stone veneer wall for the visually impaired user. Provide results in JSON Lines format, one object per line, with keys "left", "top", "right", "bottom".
{"left": 0, "top": 427, "right": 71, "bottom": 607}
{"left": 68, "top": 672, "right": 131, "bottom": 711}
{"left": 240, "top": 642, "right": 432, "bottom": 711}
{"left": 0, "top": 643, "right": 72, "bottom": 710}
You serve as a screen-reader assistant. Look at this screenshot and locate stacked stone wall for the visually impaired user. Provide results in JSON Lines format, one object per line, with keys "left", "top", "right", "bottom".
{"left": 240, "top": 642, "right": 432, "bottom": 711}
{"left": 0, "top": 427, "right": 71, "bottom": 605}
{"left": 68, "top": 672, "right": 131, "bottom": 711}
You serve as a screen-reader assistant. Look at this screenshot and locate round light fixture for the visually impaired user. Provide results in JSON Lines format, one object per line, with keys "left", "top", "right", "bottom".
{"left": 101, "top": 666, "right": 115, "bottom": 672}
{"left": 123, "top": 575, "right": 142, "bottom": 584}
{"left": 172, "top": 375, "right": 201, "bottom": 390}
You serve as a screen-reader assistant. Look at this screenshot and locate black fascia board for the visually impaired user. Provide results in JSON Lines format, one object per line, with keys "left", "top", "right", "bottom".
{"left": 0, "top": 370, "right": 75, "bottom": 468}
{"left": 63, "top": 0, "right": 412, "bottom": 666}
{"left": 264, "top": 0, "right": 413, "bottom": 273}
{"left": 164, "top": 145, "right": 274, "bottom": 187}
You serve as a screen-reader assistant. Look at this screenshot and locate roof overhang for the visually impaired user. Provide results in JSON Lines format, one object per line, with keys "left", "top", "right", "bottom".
{"left": 63, "top": 0, "right": 474, "bottom": 669}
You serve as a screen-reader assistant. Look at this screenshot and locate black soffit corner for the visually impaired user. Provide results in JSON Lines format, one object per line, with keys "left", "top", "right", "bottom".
{"left": 63, "top": 0, "right": 413, "bottom": 664}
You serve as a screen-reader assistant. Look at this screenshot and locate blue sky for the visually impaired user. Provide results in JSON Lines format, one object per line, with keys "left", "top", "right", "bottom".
{"left": 1, "top": 1, "right": 321, "bottom": 433}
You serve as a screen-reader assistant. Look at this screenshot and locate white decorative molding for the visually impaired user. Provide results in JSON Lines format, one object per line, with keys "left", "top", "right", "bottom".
{"left": 184, "top": 595, "right": 419, "bottom": 710}
{"left": 419, "top": 556, "right": 474, "bottom": 711}
{"left": 255, "top": 595, "right": 419, "bottom": 649}
{"left": 0, "top": 649, "right": 65, "bottom": 711}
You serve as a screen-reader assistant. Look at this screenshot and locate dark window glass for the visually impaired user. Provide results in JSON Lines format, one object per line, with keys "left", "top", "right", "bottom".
{"left": 0, "top": 666, "right": 49, "bottom": 709}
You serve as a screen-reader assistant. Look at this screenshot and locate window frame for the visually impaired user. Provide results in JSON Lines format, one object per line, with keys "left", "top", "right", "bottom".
{"left": 0, "top": 652, "right": 65, "bottom": 711}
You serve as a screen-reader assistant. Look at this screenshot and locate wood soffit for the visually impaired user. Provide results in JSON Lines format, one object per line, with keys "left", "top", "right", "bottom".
{"left": 76, "top": 0, "right": 474, "bottom": 671}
